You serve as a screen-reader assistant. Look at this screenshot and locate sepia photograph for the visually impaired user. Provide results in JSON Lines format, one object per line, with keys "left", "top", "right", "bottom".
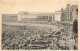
{"left": 0, "top": 0, "right": 79, "bottom": 50}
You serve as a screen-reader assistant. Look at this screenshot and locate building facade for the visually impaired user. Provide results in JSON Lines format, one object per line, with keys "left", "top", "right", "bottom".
{"left": 18, "top": 11, "right": 54, "bottom": 22}
{"left": 61, "top": 8, "right": 66, "bottom": 21}
{"left": 2, "top": 14, "right": 18, "bottom": 22}
{"left": 54, "top": 11, "right": 61, "bottom": 21}
{"left": 61, "top": 4, "right": 78, "bottom": 22}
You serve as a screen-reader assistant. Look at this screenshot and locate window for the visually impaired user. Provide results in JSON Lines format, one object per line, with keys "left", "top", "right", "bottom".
{"left": 76, "top": 9, "right": 78, "bottom": 15}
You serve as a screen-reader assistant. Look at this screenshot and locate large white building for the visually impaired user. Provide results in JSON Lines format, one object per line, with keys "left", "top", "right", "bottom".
{"left": 18, "top": 11, "right": 55, "bottom": 22}
{"left": 54, "top": 11, "right": 61, "bottom": 21}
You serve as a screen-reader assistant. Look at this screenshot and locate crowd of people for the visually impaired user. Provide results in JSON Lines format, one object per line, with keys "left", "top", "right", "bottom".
{"left": 2, "top": 24, "right": 58, "bottom": 49}
{"left": 2, "top": 23, "right": 77, "bottom": 50}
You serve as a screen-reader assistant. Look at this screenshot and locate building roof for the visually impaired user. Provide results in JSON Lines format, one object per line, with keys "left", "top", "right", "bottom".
{"left": 19, "top": 11, "right": 54, "bottom": 15}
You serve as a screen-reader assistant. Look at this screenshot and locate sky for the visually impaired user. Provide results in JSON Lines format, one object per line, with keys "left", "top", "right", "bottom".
{"left": 1, "top": 0, "right": 78, "bottom": 14}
